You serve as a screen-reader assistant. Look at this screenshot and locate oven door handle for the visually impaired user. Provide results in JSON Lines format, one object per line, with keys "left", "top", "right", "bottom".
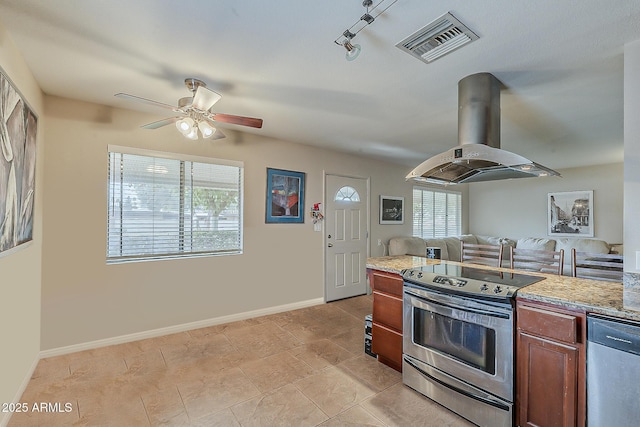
{"left": 404, "top": 289, "right": 510, "bottom": 319}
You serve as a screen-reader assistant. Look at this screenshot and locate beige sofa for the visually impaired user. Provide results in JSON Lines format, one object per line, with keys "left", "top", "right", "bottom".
{"left": 388, "top": 234, "right": 622, "bottom": 276}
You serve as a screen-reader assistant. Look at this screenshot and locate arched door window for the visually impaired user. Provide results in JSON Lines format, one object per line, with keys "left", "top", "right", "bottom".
{"left": 335, "top": 186, "right": 360, "bottom": 202}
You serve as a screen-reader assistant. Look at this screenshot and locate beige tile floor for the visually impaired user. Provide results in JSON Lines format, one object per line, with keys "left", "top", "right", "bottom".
{"left": 8, "top": 295, "right": 474, "bottom": 426}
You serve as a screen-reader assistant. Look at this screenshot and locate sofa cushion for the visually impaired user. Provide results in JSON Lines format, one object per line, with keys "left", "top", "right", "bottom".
{"left": 555, "top": 238, "right": 610, "bottom": 256}
{"left": 445, "top": 234, "right": 478, "bottom": 262}
{"left": 388, "top": 236, "right": 427, "bottom": 257}
{"left": 476, "top": 235, "right": 515, "bottom": 266}
{"left": 475, "top": 235, "right": 517, "bottom": 251}
{"left": 475, "top": 235, "right": 503, "bottom": 246}
{"left": 516, "top": 237, "right": 556, "bottom": 251}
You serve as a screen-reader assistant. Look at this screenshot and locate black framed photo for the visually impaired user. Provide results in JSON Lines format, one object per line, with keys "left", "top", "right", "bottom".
{"left": 266, "top": 168, "right": 305, "bottom": 223}
{"left": 548, "top": 190, "right": 594, "bottom": 237}
{"left": 380, "top": 195, "right": 404, "bottom": 224}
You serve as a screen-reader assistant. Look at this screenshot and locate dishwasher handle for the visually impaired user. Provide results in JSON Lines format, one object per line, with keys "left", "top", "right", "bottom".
{"left": 588, "top": 314, "right": 640, "bottom": 355}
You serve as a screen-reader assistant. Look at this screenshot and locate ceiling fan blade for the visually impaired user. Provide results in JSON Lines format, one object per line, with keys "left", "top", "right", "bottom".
{"left": 192, "top": 86, "right": 222, "bottom": 111}
{"left": 141, "top": 117, "right": 180, "bottom": 129}
{"left": 210, "top": 113, "right": 263, "bottom": 128}
{"left": 115, "top": 93, "right": 181, "bottom": 112}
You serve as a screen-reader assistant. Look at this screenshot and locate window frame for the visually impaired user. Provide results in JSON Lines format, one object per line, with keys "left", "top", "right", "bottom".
{"left": 106, "top": 145, "right": 244, "bottom": 264}
{"left": 412, "top": 186, "right": 462, "bottom": 239}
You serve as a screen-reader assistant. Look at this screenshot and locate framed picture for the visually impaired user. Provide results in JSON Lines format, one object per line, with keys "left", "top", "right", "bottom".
{"left": 266, "top": 168, "right": 305, "bottom": 223}
{"left": 548, "top": 190, "right": 594, "bottom": 237}
{"left": 0, "top": 66, "right": 38, "bottom": 255}
{"left": 380, "top": 195, "right": 404, "bottom": 224}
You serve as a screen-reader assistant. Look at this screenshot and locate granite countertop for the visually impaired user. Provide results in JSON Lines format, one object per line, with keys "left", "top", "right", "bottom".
{"left": 367, "top": 255, "right": 640, "bottom": 322}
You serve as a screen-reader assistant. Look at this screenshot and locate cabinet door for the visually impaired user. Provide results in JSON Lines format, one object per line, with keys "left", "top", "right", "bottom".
{"left": 372, "top": 291, "right": 403, "bottom": 331}
{"left": 516, "top": 299, "right": 586, "bottom": 427}
{"left": 371, "top": 322, "right": 403, "bottom": 371}
{"left": 368, "top": 269, "right": 403, "bottom": 297}
{"left": 517, "top": 331, "right": 579, "bottom": 427}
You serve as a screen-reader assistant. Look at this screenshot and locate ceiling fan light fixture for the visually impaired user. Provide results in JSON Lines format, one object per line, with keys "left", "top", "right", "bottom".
{"left": 116, "top": 78, "right": 263, "bottom": 142}
{"left": 198, "top": 121, "right": 216, "bottom": 139}
{"left": 185, "top": 126, "right": 199, "bottom": 140}
{"left": 176, "top": 117, "right": 195, "bottom": 133}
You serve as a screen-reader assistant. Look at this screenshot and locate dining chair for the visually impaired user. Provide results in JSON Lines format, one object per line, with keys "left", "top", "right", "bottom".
{"left": 571, "top": 248, "right": 623, "bottom": 282}
{"left": 510, "top": 247, "right": 564, "bottom": 275}
{"left": 460, "top": 242, "right": 504, "bottom": 267}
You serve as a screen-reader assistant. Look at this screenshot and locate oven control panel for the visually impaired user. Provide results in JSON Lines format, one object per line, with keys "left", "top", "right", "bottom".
{"left": 402, "top": 267, "right": 531, "bottom": 301}
{"left": 433, "top": 275, "right": 467, "bottom": 287}
{"left": 480, "top": 284, "right": 510, "bottom": 295}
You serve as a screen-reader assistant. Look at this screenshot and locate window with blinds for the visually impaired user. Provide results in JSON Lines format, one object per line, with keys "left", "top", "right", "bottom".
{"left": 107, "top": 146, "right": 243, "bottom": 263}
{"left": 412, "top": 187, "right": 461, "bottom": 239}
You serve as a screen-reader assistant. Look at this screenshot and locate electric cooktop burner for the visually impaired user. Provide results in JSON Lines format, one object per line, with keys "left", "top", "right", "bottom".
{"left": 402, "top": 263, "right": 545, "bottom": 301}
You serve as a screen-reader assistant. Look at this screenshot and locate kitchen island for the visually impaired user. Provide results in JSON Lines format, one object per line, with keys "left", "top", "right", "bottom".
{"left": 367, "top": 255, "right": 640, "bottom": 427}
{"left": 366, "top": 255, "right": 640, "bottom": 322}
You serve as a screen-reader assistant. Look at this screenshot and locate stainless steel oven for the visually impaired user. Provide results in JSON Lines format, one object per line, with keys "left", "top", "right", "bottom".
{"left": 402, "top": 264, "right": 545, "bottom": 427}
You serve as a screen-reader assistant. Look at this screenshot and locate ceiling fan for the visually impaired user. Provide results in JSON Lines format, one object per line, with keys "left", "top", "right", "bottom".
{"left": 115, "top": 78, "right": 263, "bottom": 140}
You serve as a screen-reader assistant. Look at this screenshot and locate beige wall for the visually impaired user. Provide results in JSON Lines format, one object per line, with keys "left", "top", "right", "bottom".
{"left": 468, "top": 162, "right": 623, "bottom": 243}
{"left": 0, "top": 23, "right": 44, "bottom": 423}
{"left": 40, "top": 95, "right": 416, "bottom": 350}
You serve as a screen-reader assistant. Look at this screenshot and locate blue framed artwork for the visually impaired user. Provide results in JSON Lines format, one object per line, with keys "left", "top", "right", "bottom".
{"left": 266, "top": 168, "right": 305, "bottom": 223}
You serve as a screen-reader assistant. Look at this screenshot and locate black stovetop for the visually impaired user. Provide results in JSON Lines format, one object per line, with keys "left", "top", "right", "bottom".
{"left": 402, "top": 263, "right": 546, "bottom": 301}
{"left": 406, "top": 263, "right": 545, "bottom": 287}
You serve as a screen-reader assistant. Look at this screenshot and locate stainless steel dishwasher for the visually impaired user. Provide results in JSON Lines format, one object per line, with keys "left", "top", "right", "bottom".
{"left": 587, "top": 314, "right": 640, "bottom": 427}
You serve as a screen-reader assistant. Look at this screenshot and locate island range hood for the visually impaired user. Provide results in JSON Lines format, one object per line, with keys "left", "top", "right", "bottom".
{"left": 406, "top": 72, "right": 560, "bottom": 185}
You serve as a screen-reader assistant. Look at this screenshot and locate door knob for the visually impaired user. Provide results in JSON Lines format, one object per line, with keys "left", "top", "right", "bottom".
{"left": 328, "top": 243, "right": 333, "bottom": 247}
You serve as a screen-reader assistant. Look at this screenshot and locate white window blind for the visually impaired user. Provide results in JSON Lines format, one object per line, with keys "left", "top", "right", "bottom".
{"left": 107, "top": 147, "right": 243, "bottom": 263}
{"left": 412, "top": 187, "right": 461, "bottom": 239}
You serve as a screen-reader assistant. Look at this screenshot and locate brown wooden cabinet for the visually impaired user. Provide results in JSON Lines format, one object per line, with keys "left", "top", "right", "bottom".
{"left": 516, "top": 299, "right": 586, "bottom": 427}
{"left": 367, "top": 268, "right": 403, "bottom": 372}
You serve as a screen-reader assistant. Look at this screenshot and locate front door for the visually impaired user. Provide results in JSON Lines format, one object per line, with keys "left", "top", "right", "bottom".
{"left": 325, "top": 174, "right": 369, "bottom": 302}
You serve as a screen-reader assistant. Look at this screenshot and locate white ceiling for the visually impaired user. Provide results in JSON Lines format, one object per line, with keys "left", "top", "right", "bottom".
{"left": 1, "top": 0, "right": 638, "bottom": 170}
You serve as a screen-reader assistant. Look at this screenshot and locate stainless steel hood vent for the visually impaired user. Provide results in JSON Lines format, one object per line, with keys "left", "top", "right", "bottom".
{"left": 406, "top": 73, "right": 560, "bottom": 185}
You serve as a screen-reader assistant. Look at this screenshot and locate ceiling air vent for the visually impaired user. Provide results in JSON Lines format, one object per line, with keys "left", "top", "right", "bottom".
{"left": 396, "top": 12, "right": 478, "bottom": 64}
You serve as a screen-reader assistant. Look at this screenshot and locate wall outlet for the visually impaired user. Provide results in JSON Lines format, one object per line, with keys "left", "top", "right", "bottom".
{"left": 377, "top": 239, "right": 382, "bottom": 246}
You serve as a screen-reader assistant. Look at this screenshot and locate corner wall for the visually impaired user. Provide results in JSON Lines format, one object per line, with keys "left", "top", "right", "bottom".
{"left": 468, "top": 162, "right": 623, "bottom": 243}
{"left": 624, "top": 40, "right": 640, "bottom": 275}
{"left": 0, "top": 22, "right": 44, "bottom": 426}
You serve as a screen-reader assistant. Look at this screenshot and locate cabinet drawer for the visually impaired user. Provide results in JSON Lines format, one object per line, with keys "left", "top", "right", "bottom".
{"left": 370, "top": 271, "right": 403, "bottom": 297}
{"left": 518, "top": 305, "right": 578, "bottom": 344}
{"left": 372, "top": 322, "right": 403, "bottom": 371}
{"left": 373, "top": 292, "right": 403, "bottom": 331}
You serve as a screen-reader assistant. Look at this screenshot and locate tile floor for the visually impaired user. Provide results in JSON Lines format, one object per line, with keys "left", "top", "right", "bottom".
{"left": 8, "top": 295, "right": 474, "bottom": 426}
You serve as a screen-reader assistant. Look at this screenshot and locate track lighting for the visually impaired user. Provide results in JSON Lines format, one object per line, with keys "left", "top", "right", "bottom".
{"left": 334, "top": 0, "right": 398, "bottom": 61}
{"left": 344, "top": 41, "right": 361, "bottom": 61}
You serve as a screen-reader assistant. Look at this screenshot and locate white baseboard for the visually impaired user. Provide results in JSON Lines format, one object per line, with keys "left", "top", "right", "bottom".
{"left": 40, "top": 297, "right": 325, "bottom": 359}
{"left": 0, "top": 354, "right": 39, "bottom": 427}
